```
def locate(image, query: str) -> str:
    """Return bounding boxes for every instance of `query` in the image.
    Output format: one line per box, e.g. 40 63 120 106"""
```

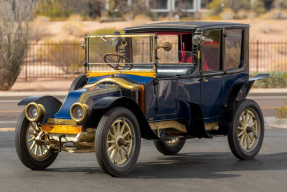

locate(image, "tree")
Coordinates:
0 0 35 90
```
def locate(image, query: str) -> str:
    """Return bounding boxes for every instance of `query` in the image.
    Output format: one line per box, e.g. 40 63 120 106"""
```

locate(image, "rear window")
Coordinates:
225 29 243 69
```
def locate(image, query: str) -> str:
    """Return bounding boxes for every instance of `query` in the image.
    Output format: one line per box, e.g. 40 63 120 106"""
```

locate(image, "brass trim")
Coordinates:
70 103 91 123
87 70 156 78
149 121 187 133
47 118 78 125
25 102 46 122
84 78 141 91
79 86 122 103
86 34 156 38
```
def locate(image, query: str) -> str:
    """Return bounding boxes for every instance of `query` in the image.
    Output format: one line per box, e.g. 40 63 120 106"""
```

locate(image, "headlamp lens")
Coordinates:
28 105 38 119
73 105 83 119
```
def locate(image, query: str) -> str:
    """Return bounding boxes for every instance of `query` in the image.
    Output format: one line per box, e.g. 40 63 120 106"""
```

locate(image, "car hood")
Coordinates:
48 85 121 121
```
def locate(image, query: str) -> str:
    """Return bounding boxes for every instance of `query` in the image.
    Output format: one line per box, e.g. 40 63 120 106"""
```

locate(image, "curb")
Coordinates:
264 117 287 129
0 91 68 97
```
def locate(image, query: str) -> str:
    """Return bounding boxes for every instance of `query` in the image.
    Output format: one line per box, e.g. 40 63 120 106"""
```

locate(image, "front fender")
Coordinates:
91 97 158 140
18 96 62 123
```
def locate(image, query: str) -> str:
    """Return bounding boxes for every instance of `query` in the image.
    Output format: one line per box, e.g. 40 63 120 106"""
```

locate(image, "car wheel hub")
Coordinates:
237 109 259 151
106 118 133 165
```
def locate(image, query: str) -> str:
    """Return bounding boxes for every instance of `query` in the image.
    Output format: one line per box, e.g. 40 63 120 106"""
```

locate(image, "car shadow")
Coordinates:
44 151 287 179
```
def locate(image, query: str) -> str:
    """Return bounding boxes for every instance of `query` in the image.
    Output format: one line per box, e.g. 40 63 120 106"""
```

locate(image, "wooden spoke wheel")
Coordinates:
95 107 140 176
26 122 51 159
15 111 58 170
106 119 133 165
153 138 186 155
228 99 264 160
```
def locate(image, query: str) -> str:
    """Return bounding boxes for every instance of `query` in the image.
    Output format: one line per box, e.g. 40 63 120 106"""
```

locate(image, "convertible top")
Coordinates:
124 21 250 33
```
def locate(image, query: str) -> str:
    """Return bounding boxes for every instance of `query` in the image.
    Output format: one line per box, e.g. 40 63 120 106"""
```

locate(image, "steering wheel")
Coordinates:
103 53 133 70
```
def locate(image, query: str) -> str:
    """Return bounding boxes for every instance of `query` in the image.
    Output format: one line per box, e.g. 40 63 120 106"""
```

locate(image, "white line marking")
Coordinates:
0 100 20 103
247 96 287 99
0 121 17 124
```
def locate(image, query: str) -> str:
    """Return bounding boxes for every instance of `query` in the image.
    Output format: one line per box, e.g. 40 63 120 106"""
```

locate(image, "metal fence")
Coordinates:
17 41 287 80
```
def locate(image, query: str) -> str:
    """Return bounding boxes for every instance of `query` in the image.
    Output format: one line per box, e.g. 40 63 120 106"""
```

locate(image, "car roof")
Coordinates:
124 21 250 33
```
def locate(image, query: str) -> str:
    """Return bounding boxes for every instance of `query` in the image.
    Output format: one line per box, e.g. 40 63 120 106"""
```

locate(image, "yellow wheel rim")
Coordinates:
237 109 260 151
106 118 133 165
26 122 51 160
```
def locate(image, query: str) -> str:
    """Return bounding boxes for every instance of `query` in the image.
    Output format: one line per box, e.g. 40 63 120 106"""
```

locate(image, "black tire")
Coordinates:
153 138 186 155
228 99 264 160
95 107 141 176
15 111 58 170
68 74 87 93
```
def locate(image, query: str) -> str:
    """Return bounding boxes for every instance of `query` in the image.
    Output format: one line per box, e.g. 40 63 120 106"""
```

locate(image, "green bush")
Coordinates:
275 101 287 118
252 71 287 88
36 0 72 19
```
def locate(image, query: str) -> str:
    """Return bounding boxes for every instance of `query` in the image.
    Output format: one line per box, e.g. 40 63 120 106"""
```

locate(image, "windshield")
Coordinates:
85 34 156 72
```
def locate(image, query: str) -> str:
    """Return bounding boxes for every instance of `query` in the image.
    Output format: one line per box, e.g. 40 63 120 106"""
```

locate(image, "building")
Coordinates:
147 0 211 13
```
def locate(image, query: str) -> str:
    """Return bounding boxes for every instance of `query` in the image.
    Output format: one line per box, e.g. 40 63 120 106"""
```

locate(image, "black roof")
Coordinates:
124 21 250 33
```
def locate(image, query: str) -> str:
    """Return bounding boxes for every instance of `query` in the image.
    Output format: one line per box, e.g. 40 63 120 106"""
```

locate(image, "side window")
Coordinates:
202 30 221 71
225 29 243 69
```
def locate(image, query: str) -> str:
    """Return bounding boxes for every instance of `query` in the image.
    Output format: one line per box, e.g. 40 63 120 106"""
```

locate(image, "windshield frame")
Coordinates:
84 33 157 73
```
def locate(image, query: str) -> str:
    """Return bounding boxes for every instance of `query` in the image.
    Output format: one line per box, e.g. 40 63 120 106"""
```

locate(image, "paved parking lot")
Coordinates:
1 129 287 192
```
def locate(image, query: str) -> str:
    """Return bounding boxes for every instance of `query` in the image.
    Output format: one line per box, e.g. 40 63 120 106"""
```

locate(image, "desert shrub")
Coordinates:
253 1 266 15
0 0 35 90
237 9 248 19
204 15 221 20
252 71 287 88
62 21 84 37
275 102 287 118
36 0 72 19
38 41 84 74
89 28 124 35
31 16 51 42
276 0 287 9
220 8 235 20
67 14 83 22
179 17 197 21
256 23 273 34
263 9 287 19
208 0 223 16
132 14 152 25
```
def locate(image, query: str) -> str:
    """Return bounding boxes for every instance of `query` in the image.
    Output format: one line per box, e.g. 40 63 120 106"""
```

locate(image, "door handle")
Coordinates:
203 78 208 82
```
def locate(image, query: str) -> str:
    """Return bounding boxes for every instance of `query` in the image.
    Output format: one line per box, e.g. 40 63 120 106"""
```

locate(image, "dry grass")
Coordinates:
61 14 84 37
256 23 273 34
67 14 83 22
220 9 235 20
276 102 287 118
62 21 84 37
262 9 287 19
132 14 152 25
31 16 51 42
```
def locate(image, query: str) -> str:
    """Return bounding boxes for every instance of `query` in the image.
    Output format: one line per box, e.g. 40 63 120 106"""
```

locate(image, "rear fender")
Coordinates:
220 74 269 135
18 96 62 123
91 97 158 140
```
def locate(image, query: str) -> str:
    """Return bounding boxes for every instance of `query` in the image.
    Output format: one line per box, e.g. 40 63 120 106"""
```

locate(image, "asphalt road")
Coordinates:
0 95 286 128
1 130 287 192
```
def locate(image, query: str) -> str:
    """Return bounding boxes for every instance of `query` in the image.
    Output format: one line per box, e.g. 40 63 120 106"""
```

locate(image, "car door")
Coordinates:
200 29 224 120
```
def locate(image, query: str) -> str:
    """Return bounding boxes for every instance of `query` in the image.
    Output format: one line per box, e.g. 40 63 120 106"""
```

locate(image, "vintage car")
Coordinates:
15 22 268 176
